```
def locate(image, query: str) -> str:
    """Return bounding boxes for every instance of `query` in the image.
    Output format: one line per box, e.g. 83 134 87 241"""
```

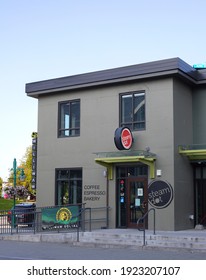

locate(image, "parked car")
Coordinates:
7 203 36 227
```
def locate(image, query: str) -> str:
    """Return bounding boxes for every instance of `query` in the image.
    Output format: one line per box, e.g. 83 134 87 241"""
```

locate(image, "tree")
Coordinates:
19 146 34 194
7 146 35 196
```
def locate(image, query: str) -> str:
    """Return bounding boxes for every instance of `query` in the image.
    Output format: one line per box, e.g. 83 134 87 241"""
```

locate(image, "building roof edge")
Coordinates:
26 57 206 98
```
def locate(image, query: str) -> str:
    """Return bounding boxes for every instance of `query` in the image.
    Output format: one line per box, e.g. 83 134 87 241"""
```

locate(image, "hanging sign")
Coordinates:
114 127 133 150
31 132 38 189
148 179 173 209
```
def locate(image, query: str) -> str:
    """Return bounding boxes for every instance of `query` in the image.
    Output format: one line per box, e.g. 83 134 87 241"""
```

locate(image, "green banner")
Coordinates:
42 206 79 228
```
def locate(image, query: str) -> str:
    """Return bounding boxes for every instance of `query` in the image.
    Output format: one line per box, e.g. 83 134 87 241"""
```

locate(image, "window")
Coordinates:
56 169 82 205
58 100 80 137
120 91 145 130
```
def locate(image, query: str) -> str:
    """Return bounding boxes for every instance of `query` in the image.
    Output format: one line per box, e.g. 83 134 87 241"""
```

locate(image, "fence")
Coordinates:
0 204 110 236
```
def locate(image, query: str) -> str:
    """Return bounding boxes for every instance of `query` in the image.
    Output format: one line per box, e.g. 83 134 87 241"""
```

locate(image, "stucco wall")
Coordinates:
173 78 193 230
36 77 197 230
143 78 175 230
193 87 206 143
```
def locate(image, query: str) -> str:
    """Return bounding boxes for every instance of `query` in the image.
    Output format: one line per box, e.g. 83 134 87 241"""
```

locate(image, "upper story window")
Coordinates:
58 99 80 137
120 91 145 130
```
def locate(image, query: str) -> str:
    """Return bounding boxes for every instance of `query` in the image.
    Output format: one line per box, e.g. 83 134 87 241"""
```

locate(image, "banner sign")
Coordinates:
31 132 38 189
42 206 79 229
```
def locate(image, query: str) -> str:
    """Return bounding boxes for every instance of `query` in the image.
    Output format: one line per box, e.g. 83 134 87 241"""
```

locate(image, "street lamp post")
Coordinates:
11 158 25 228
13 158 17 208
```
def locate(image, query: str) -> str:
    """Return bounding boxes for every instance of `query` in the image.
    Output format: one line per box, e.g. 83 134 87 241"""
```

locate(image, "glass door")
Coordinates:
194 166 206 226
127 178 148 228
116 165 148 228
195 179 206 226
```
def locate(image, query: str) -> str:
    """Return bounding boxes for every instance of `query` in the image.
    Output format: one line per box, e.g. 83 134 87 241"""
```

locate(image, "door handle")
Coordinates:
141 201 147 208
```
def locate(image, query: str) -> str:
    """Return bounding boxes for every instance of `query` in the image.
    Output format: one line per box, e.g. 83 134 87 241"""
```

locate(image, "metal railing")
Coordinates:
84 207 111 230
0 204 110 242
137 208 156 246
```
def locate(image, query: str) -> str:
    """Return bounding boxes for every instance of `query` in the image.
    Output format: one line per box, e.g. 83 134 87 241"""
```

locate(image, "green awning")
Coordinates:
94 151 156 180
179 144 206 160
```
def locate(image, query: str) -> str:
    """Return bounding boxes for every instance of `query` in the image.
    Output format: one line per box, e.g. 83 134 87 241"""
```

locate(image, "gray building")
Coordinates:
26 57 206 231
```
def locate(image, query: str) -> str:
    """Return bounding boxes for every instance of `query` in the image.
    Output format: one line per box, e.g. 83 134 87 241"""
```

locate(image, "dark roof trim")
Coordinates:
26 57 206 98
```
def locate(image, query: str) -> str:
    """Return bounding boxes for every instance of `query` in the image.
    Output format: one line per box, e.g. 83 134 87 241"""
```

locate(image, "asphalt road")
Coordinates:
0 240 206 260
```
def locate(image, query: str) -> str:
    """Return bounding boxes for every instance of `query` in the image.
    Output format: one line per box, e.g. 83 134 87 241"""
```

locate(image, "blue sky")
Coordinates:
1 0 206 180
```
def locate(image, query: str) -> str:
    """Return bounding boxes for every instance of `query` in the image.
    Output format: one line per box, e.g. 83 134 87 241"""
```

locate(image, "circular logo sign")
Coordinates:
114 127 133 150
121 128 133 149
56 207 72 222
148 180 173 209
